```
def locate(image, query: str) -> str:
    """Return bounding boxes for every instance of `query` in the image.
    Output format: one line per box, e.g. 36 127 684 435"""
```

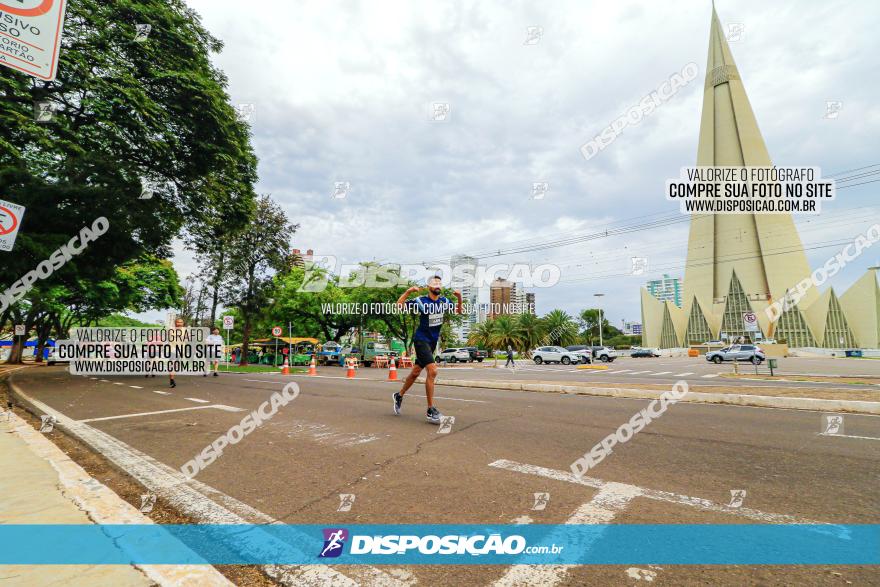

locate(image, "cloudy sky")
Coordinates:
169 0 880 328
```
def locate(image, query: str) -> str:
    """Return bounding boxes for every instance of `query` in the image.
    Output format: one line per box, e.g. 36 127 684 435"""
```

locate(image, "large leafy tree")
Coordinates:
223 196 296 365
1 0 256 360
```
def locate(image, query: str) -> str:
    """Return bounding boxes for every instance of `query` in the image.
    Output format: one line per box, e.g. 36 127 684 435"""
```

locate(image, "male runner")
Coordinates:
392 276 462 423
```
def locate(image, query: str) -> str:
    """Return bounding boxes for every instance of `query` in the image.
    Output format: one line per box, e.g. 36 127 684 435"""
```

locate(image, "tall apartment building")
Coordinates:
489 278 534 316
450 254 478 342
646 274 682 308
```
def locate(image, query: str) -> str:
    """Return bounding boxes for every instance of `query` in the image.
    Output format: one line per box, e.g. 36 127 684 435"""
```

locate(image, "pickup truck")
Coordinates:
461 346 488 362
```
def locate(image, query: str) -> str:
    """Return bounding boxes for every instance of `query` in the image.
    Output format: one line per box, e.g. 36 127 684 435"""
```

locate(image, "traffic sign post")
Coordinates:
742 312 758 340
222 316 234 372
0 0 69 81
0 200 26 251
272 326 282 366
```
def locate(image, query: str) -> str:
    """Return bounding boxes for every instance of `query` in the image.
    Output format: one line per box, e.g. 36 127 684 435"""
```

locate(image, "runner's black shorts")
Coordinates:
413 340 437 368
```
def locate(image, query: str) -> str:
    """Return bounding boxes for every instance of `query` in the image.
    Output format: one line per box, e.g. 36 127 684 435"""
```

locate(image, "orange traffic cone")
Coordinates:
387 358 398 381
308 356 317 376
281 357 289 375
346 358 356 379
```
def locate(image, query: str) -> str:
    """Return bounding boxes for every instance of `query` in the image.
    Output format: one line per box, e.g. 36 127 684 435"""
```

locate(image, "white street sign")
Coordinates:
15 324 26 336
222 316 234 330
0 199 25 251
272 326 282 337
742 312 758 332
0 0 69 81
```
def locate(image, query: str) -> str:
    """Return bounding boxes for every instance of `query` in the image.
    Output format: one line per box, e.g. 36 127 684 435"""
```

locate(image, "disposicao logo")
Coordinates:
319 528 348 558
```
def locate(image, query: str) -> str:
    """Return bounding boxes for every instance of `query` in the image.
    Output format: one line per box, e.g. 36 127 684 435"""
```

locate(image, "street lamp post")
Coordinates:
594 293 605 347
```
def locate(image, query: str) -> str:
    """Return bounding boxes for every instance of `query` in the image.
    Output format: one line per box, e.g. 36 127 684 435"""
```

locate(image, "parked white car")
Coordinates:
532 346 583 365
436 348 472 363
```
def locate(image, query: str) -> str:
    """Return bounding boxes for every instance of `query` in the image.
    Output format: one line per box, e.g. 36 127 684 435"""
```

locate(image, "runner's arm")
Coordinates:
397 285 421 307
453 290 463 314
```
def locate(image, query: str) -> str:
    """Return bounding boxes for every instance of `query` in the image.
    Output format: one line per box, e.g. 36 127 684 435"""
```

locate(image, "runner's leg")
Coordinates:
399 365 422 396
425 363 438 407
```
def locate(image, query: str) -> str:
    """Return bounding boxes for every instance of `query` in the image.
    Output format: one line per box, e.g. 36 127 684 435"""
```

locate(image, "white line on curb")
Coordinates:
11 382 414 587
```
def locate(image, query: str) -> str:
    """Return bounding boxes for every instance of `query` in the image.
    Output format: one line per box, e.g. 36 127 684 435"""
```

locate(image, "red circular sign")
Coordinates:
0 206 19 236
0 0 54 17
272 326 283 336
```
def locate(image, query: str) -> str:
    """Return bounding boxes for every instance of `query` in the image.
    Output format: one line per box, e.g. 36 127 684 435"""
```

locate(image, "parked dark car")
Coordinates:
462 346 488 362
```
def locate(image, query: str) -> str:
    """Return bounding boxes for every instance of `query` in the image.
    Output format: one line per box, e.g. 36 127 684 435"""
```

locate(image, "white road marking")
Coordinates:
281 419 380 447
493 482 643 586
79 405 244 423
489 459 840 526
406 393 488 404
653 372 672 375
10 385 411 587
612 369 632 374
113 382 124 386
674 372 694 376
185 397 210 403
701 374 720 378
129 385 143 389
152 390 171 395
819 432 880 441
99 379 110 383
628 371 653 375
626 566 661 582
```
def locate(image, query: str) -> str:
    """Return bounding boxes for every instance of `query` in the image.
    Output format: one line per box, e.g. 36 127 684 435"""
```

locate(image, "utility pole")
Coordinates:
594 293 605 347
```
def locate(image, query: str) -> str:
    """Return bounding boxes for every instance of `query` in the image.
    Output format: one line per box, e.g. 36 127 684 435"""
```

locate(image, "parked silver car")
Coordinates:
532 346 582 365
705 344 765 364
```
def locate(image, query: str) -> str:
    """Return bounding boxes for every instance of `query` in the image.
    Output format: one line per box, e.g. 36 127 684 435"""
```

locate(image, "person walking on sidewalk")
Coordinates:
505 345 516 368
392 276 462 424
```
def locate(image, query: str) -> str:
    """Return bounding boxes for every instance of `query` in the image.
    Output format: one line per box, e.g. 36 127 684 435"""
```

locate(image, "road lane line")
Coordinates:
612 369 632 374
493 482 643 586
185 397 210 403
406 393 488 404
10 382 414 586
674 372 694 376
819 432 880 441
653 372 672 375
152 390 171 395
129 385 143 389
488 459 839 526
701 374 720 378
628 371 652 375
113 382 124 385
79 405 244 422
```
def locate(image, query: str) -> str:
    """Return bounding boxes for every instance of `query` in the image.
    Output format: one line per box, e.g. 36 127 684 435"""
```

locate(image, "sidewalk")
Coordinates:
0 408 231 586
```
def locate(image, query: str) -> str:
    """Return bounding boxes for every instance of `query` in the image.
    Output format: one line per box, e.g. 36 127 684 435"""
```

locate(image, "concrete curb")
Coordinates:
433 378 880 414
0 401 232 586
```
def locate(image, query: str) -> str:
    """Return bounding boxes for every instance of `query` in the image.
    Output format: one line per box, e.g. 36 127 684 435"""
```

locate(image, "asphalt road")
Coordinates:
9 367 880 586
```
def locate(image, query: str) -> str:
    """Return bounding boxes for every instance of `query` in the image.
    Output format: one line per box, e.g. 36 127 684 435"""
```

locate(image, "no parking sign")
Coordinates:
223 316 234 330
0 199 25 251
0 0 69 80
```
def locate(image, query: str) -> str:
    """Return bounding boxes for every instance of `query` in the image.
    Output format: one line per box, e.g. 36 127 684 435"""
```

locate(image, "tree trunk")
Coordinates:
209 250 225 327
239 316 251 366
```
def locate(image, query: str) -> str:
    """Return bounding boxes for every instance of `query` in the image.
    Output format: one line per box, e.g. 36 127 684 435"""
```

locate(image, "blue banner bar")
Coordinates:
0 524 876 565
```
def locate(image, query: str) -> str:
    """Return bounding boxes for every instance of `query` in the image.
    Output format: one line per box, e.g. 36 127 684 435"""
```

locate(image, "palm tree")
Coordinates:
489 315 521 359
515 312 545 357
543 309 578 347
467 319 498 365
